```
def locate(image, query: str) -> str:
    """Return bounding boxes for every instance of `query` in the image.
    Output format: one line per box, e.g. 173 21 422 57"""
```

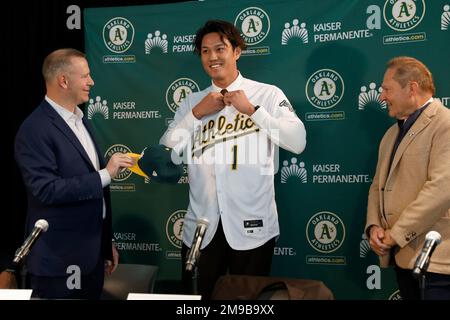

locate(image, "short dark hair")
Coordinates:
194 20 247 55
42 48 86 82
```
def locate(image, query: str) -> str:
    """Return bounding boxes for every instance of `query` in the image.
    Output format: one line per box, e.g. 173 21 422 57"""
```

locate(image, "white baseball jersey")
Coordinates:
160 73 306 250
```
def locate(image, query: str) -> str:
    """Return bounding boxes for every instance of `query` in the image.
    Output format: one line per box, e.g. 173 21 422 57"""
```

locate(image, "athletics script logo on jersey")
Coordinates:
166 210 186 249
383 0 425 32
306 69 344 109
104 144 133 181
234 7 270 46
306 211 346 253
191 113 260 157
166 78 200 113
103 17 135 53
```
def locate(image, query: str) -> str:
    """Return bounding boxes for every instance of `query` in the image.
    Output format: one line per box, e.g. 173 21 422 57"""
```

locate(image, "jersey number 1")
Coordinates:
232 145 237 170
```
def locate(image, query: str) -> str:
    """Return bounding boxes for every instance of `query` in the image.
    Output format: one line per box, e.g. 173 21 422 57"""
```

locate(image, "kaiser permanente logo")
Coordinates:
102 17 136 63
87 96 109 119
380 0 427 45
309 21 373 44
166 78 200 113
113 231 161 253
165 210 186 259
306 211 346 265
305 69 345 121
145 30 168 54
235 7 270 56
281 158 307 183
443 5 450 30
280 159 371 184
143 29 198 54
87 96 161 120
104 144 135 191
281 19 308 45
360 233 371 258
358 82 386 110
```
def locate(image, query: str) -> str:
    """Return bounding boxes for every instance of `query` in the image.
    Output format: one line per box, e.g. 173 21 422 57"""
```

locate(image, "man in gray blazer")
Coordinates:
365 56 450 300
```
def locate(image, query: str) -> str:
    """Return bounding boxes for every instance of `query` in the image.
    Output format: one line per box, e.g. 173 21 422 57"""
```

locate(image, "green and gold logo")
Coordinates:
165 78 200 113
306 211 345 253
104 144 132 181
234 7 270 45
103 17 135 53
388 289 402 300
383 0 425 31
306 69 344 109
166 210 186 248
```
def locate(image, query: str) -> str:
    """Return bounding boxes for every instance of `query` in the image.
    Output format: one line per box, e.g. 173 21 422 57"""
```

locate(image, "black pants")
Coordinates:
30 257 104 300
181 220 276 300
394 264 450 300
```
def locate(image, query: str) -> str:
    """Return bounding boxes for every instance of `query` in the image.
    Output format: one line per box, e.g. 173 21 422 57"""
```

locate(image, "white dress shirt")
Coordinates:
160 73 306 250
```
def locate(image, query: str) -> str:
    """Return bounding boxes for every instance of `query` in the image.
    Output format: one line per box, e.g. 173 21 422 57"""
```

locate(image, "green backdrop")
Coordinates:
84 0 450 299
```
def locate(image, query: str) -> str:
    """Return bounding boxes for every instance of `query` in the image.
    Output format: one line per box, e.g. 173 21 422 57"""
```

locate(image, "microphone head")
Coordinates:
425 231 441 244
35 219 49 232
197 217 209 227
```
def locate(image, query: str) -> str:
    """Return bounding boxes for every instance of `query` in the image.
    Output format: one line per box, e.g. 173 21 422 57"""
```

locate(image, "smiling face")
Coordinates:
64 57 95 105
380 68 415 120
200 32 241 88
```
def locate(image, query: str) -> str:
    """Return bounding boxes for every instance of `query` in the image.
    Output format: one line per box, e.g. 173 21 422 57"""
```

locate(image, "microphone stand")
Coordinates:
416 257 430 300
186 247 200 295
191 263 199 295
419 273 425 300
418 256 431 300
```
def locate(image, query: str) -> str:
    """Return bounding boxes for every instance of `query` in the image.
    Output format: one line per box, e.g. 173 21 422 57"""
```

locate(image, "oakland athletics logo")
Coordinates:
383 0 425 31
104 144 132 181
234 7 270 45
388 289 402 300
166 210 186 248
306 211 345 253
165 78 200 113
306 69 344 109
103 17 135 53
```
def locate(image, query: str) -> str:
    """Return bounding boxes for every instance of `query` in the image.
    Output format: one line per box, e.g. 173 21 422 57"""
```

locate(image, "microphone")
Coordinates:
13 219 49 264
185 218 209 272
412 231 441 278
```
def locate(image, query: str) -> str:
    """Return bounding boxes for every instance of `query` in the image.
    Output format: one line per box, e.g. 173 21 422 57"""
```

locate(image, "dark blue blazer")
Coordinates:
14 100 112 277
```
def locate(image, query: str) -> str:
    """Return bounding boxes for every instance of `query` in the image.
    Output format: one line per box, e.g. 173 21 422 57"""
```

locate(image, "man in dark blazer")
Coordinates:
14 48 133 299
365 57 450 300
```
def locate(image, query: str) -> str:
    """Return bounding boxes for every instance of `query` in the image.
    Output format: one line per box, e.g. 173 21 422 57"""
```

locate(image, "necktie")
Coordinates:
220 89 228 96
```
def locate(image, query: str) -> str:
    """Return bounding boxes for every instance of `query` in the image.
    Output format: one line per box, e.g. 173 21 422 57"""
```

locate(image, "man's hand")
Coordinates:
369 225 392 256
383 229 398 247
105 243 119 275
192 92 225 119
0 271 17 289
106 153 133 178
222 90 255 116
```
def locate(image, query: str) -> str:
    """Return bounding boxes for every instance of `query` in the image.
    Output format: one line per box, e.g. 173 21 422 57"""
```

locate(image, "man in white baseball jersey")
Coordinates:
160 20 306 299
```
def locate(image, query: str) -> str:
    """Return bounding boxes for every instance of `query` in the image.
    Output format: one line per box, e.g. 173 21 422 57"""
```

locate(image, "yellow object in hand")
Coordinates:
126 152 149 178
